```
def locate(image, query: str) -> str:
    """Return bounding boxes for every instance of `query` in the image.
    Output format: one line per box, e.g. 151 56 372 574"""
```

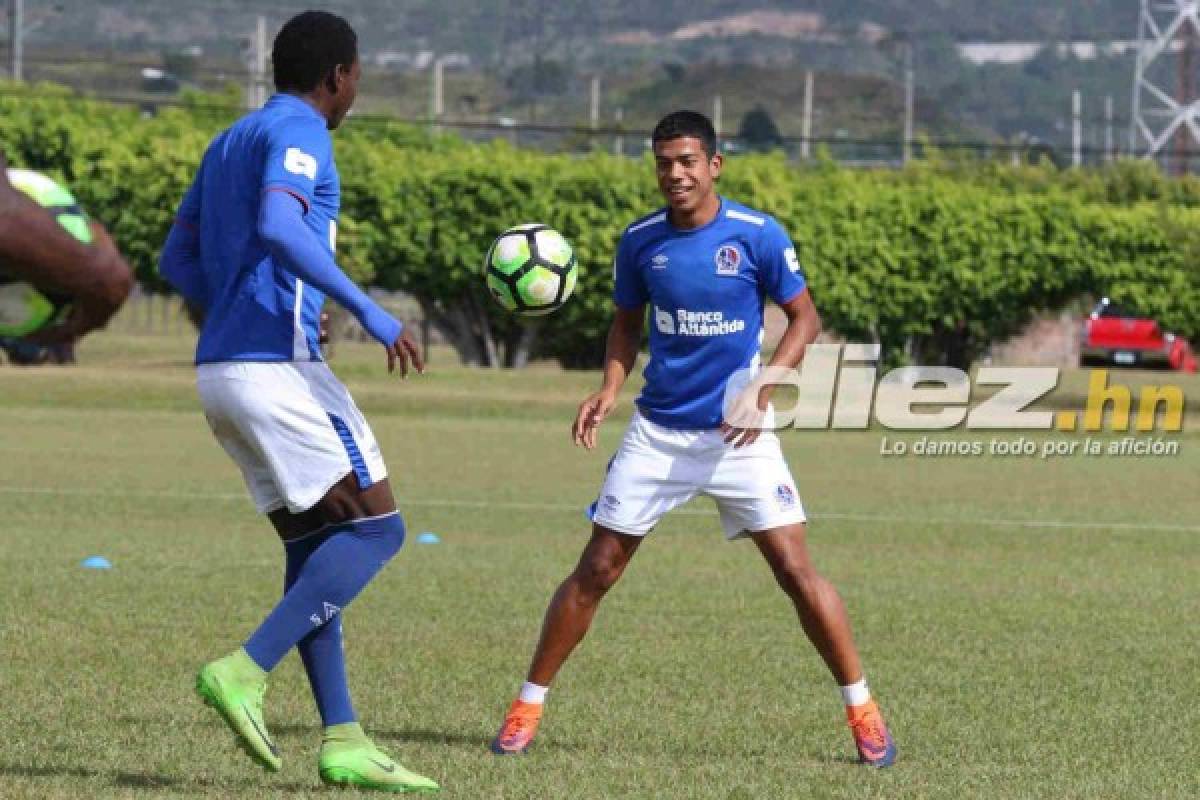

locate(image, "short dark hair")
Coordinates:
272 11 358 93
652 111 718 158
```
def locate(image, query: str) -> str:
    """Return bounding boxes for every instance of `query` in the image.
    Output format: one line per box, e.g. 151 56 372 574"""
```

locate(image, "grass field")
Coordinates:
0 331 1197 799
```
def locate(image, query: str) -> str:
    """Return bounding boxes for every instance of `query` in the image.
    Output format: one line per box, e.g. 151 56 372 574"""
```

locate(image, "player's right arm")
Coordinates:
257 122 422 375
573 234 646 449
159 173 207 319
0 150 133 340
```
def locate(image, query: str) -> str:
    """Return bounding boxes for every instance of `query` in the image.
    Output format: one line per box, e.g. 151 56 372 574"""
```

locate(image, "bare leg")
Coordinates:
268 473 398 540
526 524 642 686
751 522 863 685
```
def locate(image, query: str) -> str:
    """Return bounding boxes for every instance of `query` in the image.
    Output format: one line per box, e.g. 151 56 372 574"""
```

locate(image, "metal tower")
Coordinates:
1131 1 1200 172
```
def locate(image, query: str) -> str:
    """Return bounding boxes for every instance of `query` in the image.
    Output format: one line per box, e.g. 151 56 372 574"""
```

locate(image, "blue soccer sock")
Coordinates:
244 513 406 676
282 531 355 726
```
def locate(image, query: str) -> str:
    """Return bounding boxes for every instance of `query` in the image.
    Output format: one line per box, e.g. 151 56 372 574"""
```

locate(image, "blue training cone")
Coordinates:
81 556 112 569
415 532 440 545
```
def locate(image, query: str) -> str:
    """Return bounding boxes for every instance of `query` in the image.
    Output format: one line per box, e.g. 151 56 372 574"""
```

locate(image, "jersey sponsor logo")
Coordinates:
654 305 677 334
715 244 741 276
784 247 801 273
656 305 747 337
775 484 796 510
283 147 318 181
651 253 669 270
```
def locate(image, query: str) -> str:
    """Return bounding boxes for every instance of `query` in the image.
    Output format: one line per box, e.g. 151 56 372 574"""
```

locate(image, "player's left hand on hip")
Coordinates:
720 422 762 448
721 385 768 448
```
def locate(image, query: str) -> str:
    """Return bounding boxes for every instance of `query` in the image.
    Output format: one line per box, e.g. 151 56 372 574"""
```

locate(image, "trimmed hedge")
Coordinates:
3 83 1197 366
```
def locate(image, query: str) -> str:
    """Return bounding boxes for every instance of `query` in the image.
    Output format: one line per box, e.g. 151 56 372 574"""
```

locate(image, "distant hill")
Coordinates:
15 2 1145 157
29 1 1142 62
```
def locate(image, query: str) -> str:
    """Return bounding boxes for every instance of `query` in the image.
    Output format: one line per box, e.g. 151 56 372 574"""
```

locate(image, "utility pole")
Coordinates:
254 15 267 108
1179 12 1198 173
245 15 267 109
1072 90 1083 167
903 41 915 164
614 107 624 157
430 55 445 132
1131 0 1200 172
1105 95 1115 161
801 70 814 160
589 74 600 148
713 95 723 140
9 0 23 81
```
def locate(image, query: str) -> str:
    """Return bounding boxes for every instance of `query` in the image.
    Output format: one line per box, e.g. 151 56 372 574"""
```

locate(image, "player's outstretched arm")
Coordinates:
257 190 423 375
0 151 133 341
573 304 644 449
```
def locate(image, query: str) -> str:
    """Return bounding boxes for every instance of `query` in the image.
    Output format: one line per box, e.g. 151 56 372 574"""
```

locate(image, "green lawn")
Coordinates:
0 332 1196 799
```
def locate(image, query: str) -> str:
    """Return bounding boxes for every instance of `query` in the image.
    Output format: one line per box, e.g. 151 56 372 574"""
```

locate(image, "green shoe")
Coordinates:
319 722 440 793
195 648 281 772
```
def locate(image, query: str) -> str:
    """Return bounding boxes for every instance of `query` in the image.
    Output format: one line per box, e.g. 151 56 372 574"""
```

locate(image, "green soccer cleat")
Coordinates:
319 722 440 793
195 648 281 772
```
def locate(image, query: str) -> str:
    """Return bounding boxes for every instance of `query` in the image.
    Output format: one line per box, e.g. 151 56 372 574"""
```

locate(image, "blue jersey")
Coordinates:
613 198 807 430
177 93 339 364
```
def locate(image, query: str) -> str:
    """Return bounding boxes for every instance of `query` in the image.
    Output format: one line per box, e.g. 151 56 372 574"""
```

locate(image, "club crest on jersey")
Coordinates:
651 253 669 270
714 244 741 276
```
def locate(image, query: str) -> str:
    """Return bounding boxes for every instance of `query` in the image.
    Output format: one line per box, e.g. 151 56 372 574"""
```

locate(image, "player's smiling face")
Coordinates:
654 136 722 227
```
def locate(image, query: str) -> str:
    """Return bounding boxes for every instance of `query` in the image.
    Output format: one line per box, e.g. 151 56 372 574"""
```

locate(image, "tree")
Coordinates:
737 106 783 152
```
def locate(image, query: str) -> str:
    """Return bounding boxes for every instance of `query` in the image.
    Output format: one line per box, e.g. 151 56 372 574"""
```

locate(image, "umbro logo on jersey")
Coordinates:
651 254 669 270
714 244 741 276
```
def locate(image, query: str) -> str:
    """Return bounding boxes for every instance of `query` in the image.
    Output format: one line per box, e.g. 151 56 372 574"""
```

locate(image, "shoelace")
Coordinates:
849 710 887 751
501 711 538 742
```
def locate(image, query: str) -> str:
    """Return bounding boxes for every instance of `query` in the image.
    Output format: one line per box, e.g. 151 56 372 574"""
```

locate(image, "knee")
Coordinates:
316 477 368 524
575 555 626 597
774 560 821 599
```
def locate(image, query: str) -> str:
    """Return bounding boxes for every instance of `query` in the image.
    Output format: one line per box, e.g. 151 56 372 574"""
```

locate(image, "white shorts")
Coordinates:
197 361 387 515
590 411 806 540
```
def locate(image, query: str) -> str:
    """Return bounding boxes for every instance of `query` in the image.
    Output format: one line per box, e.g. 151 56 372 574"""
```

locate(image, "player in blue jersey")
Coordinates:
490 111 896 767
157 11 437 793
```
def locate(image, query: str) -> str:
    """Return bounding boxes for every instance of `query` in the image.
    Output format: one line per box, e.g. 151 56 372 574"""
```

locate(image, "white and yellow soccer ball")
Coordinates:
0 169 91 337
484 224 578 316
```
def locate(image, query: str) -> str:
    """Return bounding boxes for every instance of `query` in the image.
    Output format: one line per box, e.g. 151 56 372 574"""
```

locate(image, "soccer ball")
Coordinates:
0 169 91 338
484 224 577 316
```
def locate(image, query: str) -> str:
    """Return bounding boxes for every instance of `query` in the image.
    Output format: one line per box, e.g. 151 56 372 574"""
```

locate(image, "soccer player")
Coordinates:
158 12 437 793
490 111 897 767
0 149 133 349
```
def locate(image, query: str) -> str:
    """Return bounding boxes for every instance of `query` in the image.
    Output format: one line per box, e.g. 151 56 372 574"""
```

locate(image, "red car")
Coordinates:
1081 298 1197 372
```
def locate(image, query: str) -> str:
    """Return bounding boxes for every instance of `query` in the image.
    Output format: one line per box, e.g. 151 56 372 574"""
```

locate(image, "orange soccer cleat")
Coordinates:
847 699 897 768
489 699 544 755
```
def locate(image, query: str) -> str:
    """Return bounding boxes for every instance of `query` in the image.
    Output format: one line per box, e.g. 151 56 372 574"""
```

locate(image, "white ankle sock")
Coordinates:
519 681 548 704
840 678 870 707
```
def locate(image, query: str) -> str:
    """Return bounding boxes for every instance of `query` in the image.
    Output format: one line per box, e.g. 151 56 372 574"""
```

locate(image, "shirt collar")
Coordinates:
265 93 326 124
